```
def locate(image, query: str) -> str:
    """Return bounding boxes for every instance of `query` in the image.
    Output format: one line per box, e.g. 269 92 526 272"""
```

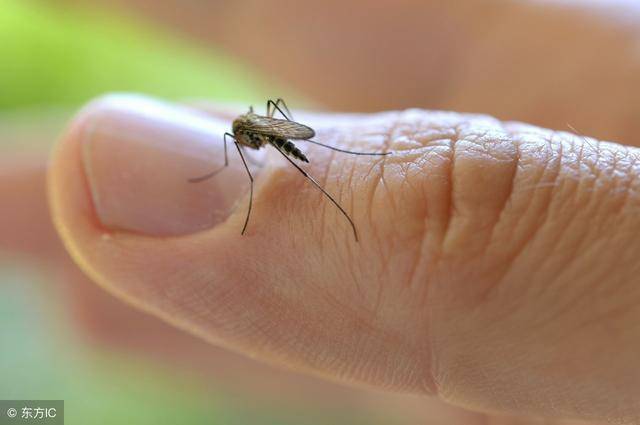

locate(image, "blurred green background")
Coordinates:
0 0 263 109
0 1 396 423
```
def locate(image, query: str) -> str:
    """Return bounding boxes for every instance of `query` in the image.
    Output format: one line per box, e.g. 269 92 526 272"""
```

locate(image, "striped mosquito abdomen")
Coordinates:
271 137 309 163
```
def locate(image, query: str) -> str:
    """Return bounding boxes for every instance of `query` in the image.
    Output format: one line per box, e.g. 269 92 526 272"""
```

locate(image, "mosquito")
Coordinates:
188 98 391 241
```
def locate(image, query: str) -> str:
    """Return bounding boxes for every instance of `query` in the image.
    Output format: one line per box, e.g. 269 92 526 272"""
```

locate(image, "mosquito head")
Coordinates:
231 117 244 134
231 115 253 147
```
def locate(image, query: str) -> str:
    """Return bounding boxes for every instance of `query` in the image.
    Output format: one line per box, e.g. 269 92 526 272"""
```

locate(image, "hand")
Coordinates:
1 146 429 421
48 94 640 423
7 0 640 423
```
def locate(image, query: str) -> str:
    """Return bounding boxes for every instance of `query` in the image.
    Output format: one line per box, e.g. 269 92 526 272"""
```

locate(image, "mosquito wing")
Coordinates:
244 115 315 140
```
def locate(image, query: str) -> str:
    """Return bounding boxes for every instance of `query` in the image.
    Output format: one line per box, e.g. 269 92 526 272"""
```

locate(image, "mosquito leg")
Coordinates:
266 100 274 118
271 143 358 242
188 132 233 183
302 139 392 156
275 98 293 120
267 99 294 121
234 141 254 235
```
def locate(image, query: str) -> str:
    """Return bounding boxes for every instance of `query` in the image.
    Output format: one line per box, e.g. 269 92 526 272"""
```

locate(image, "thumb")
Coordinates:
49 95 640 423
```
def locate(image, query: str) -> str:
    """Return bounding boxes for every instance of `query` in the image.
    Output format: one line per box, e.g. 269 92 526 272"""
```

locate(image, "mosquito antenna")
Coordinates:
234 142 254 235
189 132 233 182
302 139 391 156
272 143 359 242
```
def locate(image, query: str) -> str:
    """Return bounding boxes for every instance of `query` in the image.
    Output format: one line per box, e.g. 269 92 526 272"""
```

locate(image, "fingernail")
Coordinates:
80 94 259 236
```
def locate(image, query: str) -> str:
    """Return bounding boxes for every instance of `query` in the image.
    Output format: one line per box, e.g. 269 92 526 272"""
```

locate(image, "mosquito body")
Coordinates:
189 98 390 242
232 109 312 163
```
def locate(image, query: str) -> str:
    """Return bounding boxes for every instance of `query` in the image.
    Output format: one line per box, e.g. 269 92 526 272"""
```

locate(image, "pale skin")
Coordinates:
4 0 640 423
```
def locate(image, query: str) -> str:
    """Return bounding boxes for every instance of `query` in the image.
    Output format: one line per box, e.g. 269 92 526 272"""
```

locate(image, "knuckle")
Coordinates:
358 113 602 301
370 111 526 263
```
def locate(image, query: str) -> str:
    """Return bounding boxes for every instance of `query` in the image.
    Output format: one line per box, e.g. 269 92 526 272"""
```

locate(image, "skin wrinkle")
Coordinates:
405 173 429 292
581 245 640 331
363 133 394 252
441 126 458 257
534 273 610 349
388 115 429 292
341 152 364 299
466 127 522 302
627 150 640 204
400 127 459 396
219 246 406 390
343 112 469 395
523 133 573 303
426 120 640 417
594 277 640 339
298 234 394 348
228 290 286 351
481 365 518 412
304 130 377 324
371 247 388 319
418 147 454 307
572 288 640 339
581 144 631 246
366 161 393 295
490 133 552 267
502 134 608 328
370 114 402 230
278 296 348 363
293 138 335 246
532 137 604 307
186 263 263 335
611 146 637 216
578 131 601 177
531 255 611 337
597 234 640 308
605 144 626 199
443 125 516 268
313 274 382 337
360 117 412 317
406 166 439 294
308 140 344 246
329 132 350 237
347 131 390 306
373 230 393 297
573 135 606 225
324 143 343 251
288 319 372 386
482 133 636 418
506 127 566 194
159 258 213 313
395 136 434 294
611 144 635 216
393 127 457 397
97 240 245 352
492 129 521 229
